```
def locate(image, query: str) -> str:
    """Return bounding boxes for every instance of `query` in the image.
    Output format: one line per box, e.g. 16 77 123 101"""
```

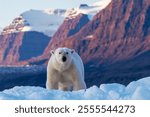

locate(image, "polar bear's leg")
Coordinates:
46 80 58 90
46 71 59 90
58 83 69 91
73 80 86 90
72 74 86 90
71 68 86 91
58 82 73 91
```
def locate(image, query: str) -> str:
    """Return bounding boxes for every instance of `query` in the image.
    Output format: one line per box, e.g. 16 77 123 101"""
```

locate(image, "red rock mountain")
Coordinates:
40 0 150 66
0 32 50 65
43 14 89 57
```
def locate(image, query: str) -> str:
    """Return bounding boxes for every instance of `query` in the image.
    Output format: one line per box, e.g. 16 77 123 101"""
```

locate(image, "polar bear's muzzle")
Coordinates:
62 56 67 62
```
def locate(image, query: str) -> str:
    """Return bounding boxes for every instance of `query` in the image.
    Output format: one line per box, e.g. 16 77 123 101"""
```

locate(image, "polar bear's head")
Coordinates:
51 47 74 67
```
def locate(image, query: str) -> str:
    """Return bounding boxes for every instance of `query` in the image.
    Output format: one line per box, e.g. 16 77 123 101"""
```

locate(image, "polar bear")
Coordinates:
46 47 86 91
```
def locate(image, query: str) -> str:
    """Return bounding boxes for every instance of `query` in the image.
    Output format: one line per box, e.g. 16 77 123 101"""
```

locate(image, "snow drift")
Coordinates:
0 77 150 100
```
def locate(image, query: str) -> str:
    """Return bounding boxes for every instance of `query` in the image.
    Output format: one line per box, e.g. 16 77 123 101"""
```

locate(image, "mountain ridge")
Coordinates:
0 0 111 37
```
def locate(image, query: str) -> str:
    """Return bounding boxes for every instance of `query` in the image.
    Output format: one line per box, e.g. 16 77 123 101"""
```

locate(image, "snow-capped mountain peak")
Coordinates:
21 9 67 37
1 0 111 36
1 9 67 37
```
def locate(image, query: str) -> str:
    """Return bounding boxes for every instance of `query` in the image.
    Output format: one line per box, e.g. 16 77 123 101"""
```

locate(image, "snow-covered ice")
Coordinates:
0 77 150 100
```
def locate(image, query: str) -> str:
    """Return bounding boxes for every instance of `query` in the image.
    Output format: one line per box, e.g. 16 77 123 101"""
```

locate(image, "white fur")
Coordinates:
46 47 86 91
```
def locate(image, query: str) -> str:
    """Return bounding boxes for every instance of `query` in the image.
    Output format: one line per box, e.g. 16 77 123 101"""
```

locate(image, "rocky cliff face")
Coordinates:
0 32 24 65
1 16 26 35
44 0 150 65
0 32 50 65
0 12 51 65
43 13 90 55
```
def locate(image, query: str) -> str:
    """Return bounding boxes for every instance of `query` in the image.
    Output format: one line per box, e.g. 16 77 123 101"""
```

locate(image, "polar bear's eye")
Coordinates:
66 52 69 54
59 52 62 54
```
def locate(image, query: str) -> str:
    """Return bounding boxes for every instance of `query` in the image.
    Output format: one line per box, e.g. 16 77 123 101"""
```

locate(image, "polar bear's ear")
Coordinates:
71 49 75 54
50 50 54 54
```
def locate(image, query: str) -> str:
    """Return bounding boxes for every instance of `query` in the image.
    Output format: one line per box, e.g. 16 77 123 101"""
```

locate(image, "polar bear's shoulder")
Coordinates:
72 52 84 78
72 52 83 65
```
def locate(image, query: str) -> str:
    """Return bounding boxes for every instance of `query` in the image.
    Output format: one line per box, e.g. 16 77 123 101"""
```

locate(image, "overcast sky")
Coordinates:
0 0 99 28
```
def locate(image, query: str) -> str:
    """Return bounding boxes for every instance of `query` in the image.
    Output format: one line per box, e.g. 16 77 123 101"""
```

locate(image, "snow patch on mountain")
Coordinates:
65 0 111 20
21 9 67 37
73 0 111 19
0 76 150 100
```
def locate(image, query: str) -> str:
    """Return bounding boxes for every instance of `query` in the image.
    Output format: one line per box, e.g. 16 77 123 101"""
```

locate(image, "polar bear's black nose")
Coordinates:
62 56 67 62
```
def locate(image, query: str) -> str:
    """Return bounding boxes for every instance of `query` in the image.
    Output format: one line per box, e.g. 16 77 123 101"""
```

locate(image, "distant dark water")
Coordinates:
0 59 150 91
0 66 46 91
